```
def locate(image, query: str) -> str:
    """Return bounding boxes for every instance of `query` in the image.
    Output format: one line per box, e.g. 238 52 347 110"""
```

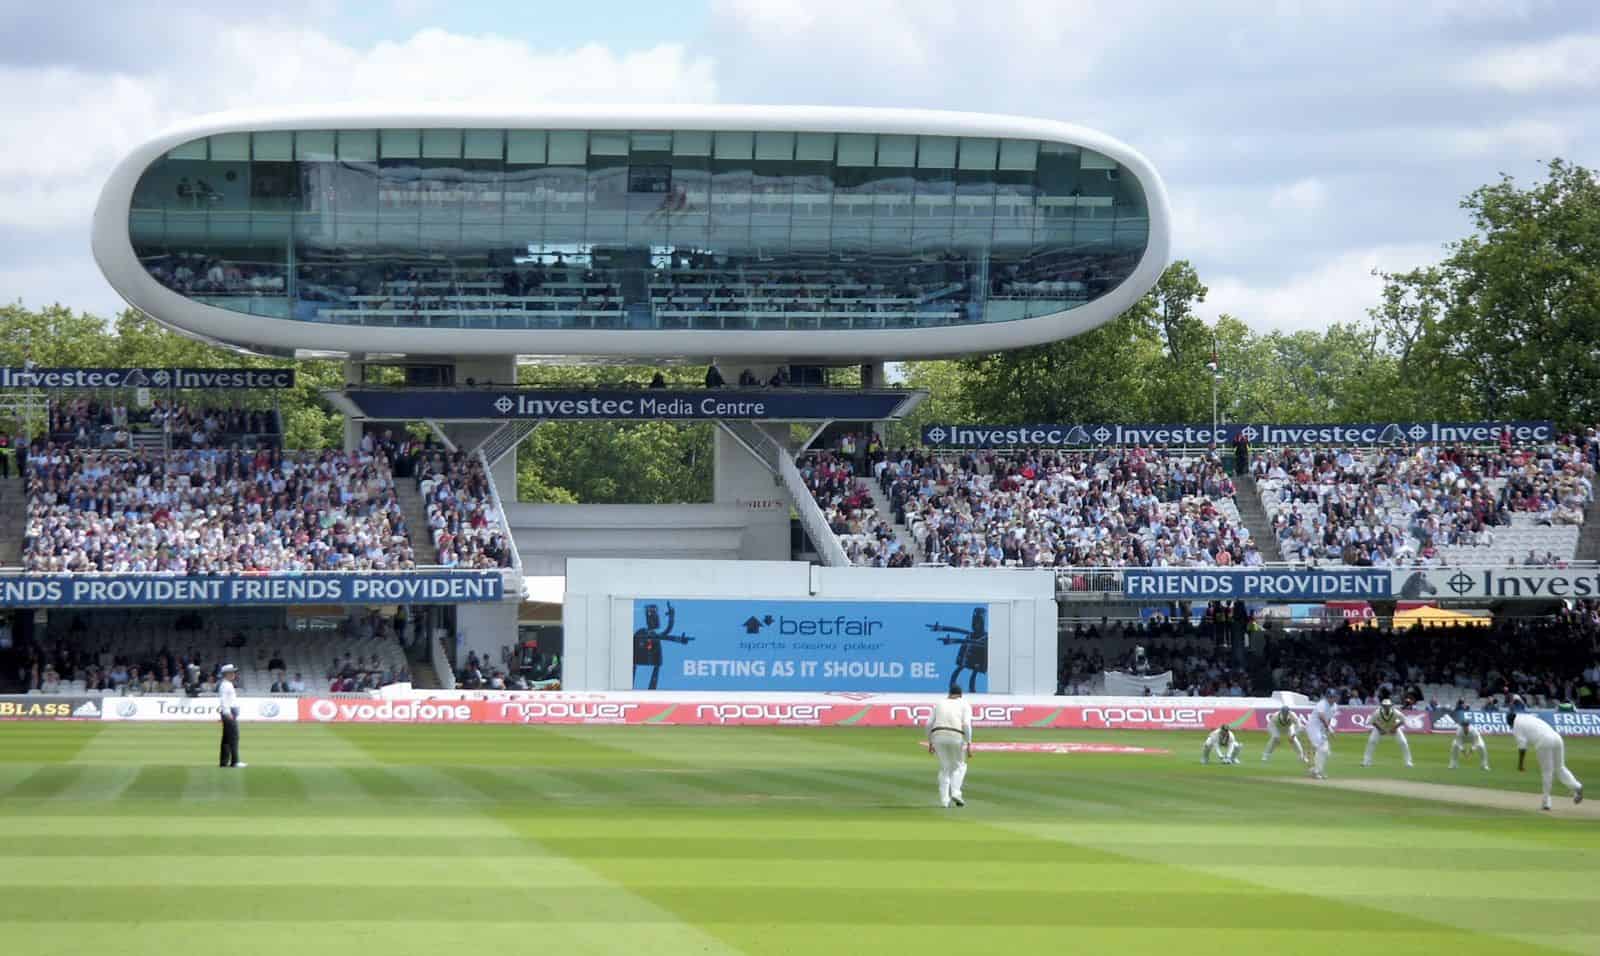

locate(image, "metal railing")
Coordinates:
475 447 525 585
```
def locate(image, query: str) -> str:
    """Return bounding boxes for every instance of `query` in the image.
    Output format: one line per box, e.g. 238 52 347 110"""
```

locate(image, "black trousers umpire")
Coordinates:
219 710 241 767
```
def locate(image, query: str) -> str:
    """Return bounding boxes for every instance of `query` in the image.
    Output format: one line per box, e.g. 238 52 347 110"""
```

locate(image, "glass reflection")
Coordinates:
129 128 1149 333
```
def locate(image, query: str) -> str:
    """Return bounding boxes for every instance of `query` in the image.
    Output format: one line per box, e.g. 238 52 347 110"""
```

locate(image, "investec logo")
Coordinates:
693 703 831 724
1451 570 1600 598
886 704 1025 725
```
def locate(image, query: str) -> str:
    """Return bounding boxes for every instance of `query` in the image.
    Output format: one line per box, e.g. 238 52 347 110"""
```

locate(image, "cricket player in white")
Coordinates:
1361 699 1413 768
1448 709 1490 771
1508 702 1583 810
926 685 973 808
1201 724 1242 764
1262 705 1308 764
1306 689 1338 779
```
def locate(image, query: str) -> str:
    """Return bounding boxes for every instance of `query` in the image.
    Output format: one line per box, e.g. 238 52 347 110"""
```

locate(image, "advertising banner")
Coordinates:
298 698 480 723
0 695 104 720
0 571 503 608
1123 569 1392 602
628 599 991 692
99 696 298 722
0 367 294 390
1241 706 1433 738
920 420 1554 449
344 388 915 422
1120 567 1600 603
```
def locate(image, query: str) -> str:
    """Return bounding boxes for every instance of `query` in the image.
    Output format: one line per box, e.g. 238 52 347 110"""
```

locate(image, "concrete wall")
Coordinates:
454 599 520 670
506 503 769 575
562 559 1058 694
713 421 794 562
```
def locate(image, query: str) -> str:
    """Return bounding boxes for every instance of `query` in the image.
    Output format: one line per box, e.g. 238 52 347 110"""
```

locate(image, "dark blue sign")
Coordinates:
0 367 295 390
921 420 1555 448
1123 569 1393 601
0 572 502 608
345 388 915 421
631 598 990 692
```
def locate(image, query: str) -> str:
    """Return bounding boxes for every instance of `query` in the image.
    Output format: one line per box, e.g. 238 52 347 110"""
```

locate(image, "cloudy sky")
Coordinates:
1 0 1595 330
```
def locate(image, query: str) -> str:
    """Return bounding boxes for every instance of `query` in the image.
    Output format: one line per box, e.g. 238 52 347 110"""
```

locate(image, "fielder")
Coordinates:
926 685 973 808
1447 702 1489 771
1508 701 1584 811
1262 705 1308 764
1361 698 1413 768
1202 724 1242 765
1306 689 1339 779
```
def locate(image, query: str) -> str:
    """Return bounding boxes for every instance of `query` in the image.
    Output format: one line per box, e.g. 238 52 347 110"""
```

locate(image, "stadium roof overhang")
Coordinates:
93 104 1171 362
323 386 927 422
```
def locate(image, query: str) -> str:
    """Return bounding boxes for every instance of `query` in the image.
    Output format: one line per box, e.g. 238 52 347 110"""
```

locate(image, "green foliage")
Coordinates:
514 363 713 503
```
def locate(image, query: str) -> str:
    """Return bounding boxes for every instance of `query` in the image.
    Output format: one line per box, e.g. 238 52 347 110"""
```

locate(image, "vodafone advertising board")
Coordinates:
100 696 298 722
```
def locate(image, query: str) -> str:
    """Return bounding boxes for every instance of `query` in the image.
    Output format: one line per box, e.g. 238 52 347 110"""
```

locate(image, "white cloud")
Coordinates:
0 25 718 316
1460 33 1600 92
1203 243 1441 332
1269 178 1329 214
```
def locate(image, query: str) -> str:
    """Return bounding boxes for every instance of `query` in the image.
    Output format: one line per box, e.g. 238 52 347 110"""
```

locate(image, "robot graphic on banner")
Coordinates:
632 602 694 690
927 607 988 693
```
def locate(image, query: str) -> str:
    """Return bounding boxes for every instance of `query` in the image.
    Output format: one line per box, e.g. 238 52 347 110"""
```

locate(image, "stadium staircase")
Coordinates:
0 476 23 566
1231 473 1283 563
864 478 916 560
396 483 440 565
1576 494 1600 562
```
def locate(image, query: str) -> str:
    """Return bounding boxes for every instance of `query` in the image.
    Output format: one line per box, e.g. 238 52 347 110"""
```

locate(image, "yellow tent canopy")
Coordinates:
1351 605 1492 628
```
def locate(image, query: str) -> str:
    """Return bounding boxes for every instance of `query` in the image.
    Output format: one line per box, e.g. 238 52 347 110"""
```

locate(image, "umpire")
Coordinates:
218 664 245 768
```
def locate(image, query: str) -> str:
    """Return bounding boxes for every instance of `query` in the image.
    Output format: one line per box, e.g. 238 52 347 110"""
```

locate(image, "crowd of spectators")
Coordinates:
1255 434 1596 565
1266 607 1600 709
795 450 911 567
43 398 277 451
22 446 415 573
872 447 1254 568
415 450 514 569
18 636 244 696
323 651 410 693
143 254 286 298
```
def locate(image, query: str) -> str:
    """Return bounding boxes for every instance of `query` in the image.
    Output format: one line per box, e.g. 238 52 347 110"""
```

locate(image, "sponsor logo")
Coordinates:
260 702 281 719
1080 706 1216 728
117 700 137 718
1448 571 1474 596
691 703 831 725
922 420 1554 449
495 701 638 724
0 700 74 719
71 700 100 718
303 699 475 723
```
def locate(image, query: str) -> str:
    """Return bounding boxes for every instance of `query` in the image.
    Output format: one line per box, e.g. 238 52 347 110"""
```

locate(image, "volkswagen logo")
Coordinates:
1448 571 1475 595
260 702 280 719
116 700 137 718
492 396 515 415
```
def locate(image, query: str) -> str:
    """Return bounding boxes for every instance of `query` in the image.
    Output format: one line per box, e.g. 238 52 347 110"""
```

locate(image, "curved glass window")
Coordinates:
128 128 1150 332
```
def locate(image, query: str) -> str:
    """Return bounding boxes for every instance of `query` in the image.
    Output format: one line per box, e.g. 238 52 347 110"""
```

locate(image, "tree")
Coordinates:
1424 159 1600 423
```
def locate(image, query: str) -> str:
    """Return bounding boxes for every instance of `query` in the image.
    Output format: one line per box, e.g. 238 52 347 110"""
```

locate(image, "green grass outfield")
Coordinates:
1 723 1596 956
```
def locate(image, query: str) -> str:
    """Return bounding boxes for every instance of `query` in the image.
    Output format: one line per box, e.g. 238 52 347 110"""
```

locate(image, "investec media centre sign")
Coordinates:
921 420 1554 448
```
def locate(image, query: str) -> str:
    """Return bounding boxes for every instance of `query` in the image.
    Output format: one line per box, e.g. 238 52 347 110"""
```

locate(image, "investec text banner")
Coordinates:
0 571 504 608
0 367 294 389
628 598 992 692
921 420 1553 448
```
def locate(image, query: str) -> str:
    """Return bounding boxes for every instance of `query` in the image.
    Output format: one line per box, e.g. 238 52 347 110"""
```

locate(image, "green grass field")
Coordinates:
1 723 1596 956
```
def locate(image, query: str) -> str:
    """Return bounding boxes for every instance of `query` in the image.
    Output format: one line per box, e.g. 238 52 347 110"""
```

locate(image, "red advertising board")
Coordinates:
300 696 1256 730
